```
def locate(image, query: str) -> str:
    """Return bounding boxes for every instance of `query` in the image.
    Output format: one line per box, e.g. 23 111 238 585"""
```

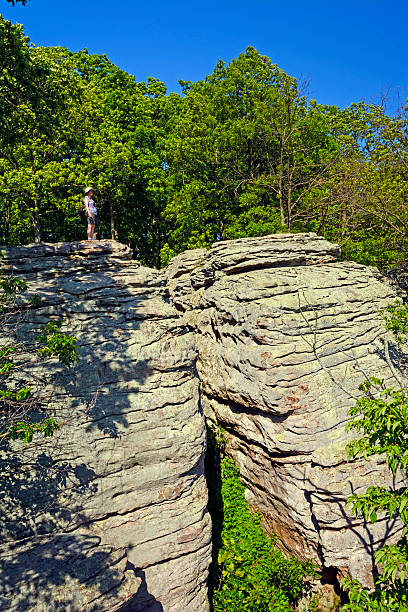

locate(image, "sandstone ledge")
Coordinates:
0 233 406 608
0 240 211 611
167 233 406 586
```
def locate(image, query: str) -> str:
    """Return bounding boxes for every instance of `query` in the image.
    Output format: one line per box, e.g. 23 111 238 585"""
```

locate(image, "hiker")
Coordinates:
84 187 97 240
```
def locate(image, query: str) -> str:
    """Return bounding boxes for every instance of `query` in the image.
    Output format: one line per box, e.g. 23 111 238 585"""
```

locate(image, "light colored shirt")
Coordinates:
84 196 97 215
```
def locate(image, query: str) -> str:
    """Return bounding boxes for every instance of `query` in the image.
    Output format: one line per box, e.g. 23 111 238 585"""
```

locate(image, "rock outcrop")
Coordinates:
0 241 211 611
1 233 407 610
166 233 406 587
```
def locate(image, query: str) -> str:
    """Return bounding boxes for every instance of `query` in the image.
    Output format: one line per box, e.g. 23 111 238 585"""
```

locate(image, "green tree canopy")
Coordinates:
160 47 340 262
1 18 408 271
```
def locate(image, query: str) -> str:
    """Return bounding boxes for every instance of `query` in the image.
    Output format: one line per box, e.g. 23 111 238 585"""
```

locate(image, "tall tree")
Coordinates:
161 47 338 263
0 27 174 265
310 102 408 268
0 23 85 244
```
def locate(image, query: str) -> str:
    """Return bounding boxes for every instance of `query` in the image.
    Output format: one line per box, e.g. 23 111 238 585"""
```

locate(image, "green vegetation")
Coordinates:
4 6 408 607
0 267 80 443
339 303 408 611
206 300 408 611
206 426 316 611
379 300 408 345
2 13 408 270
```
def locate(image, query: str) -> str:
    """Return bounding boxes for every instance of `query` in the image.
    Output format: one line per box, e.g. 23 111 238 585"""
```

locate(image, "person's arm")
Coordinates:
84 196 91 216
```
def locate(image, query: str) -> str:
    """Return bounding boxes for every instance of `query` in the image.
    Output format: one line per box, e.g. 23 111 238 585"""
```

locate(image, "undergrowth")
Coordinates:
206 425 317 611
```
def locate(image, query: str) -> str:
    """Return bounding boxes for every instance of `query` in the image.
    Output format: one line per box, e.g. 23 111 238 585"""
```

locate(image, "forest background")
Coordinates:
1 10 408 269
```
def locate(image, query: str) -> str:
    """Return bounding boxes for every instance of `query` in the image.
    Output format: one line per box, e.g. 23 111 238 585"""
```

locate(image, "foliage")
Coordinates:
7 417 59 443
340 304 408 610
210 450 316 611
341 574 408 612
0 17 172 265
0 276 27 312
0 268 80 442
36 321 80 367
346 378 408 474
2 17 408 270
380 300 408 345
161 47 337 258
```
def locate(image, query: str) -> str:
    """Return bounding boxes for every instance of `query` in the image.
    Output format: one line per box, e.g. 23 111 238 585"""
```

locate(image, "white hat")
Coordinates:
84 186 93 194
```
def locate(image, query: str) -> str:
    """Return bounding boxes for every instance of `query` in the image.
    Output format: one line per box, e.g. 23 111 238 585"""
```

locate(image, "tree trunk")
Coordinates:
32 202 41 243
108 199 118 240
248 139 253 177
287 185 292 231
278 142 285 227
1 205 10 244
286 142 292 231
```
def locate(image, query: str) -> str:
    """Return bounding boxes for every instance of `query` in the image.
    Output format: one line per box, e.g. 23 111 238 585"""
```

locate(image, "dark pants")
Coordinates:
86 214 97 226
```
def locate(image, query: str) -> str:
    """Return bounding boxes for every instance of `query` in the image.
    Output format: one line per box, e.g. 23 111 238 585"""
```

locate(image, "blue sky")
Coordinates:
2 0 408 109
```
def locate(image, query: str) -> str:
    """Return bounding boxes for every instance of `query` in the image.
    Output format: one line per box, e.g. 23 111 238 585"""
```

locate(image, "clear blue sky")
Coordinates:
2 0 408 109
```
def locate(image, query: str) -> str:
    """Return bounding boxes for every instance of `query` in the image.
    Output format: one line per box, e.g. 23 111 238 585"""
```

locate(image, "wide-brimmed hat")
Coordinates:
84 186 94 194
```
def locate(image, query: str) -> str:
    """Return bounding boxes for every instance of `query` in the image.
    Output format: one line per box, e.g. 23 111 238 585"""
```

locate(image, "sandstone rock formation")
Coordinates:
0 241 211 611
1 233 406 611
166 233 406 587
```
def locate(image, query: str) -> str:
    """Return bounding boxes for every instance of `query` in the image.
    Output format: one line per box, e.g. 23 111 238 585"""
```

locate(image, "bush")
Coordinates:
0 269 80 443
211 454 316 611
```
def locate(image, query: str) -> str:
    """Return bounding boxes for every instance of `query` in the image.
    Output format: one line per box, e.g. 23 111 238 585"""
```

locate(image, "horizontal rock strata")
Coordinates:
0 241 211 611
2 232 407 606
166 233 407 586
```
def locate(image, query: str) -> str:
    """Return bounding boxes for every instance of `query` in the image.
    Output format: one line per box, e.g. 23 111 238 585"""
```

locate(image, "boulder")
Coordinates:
1 232 407 608
0 240 211 611
166 233 406 586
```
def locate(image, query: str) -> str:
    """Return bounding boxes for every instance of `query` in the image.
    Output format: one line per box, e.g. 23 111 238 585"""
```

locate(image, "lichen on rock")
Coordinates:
1 233 407 610
167 232 407 588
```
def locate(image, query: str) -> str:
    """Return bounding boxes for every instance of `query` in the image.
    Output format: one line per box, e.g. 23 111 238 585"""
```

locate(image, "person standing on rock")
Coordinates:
84 187 97 240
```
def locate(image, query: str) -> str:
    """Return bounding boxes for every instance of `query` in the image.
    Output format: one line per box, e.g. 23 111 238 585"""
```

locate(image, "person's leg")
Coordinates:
90 223 95 239
87 220 93 239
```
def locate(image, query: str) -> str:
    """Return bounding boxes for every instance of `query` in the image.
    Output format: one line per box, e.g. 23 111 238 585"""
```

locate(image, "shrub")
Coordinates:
0 269 80 443
212 454 316 611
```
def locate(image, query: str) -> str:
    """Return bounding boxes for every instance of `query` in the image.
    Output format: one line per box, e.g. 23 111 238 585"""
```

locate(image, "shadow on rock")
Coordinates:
119 564 164 612
0 242 162 609
0 534 134 611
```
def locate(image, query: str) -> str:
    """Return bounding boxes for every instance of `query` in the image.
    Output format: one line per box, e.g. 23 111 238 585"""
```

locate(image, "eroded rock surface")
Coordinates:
2 233 407 608
167 233 407 586
0 241 211 611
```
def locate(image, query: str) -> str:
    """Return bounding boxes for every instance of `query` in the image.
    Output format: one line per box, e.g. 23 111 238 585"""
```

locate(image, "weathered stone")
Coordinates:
167 233 407 587
0 240 211 611
2 232 407 608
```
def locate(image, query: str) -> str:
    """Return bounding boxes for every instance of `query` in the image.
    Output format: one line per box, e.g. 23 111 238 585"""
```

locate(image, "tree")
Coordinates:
63 53 173 266
2 20 408 272
0 25 173 266
160 47 340 263
309 102 408 269
0 21 85 244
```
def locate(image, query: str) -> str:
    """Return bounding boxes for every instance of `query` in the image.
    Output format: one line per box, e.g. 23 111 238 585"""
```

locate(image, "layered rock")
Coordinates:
0 241 211 611
166 233 406 586
1 233 407 609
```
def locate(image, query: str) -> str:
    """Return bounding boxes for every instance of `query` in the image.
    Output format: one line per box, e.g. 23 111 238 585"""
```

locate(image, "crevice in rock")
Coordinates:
203 391 295 422
304 491 347 607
